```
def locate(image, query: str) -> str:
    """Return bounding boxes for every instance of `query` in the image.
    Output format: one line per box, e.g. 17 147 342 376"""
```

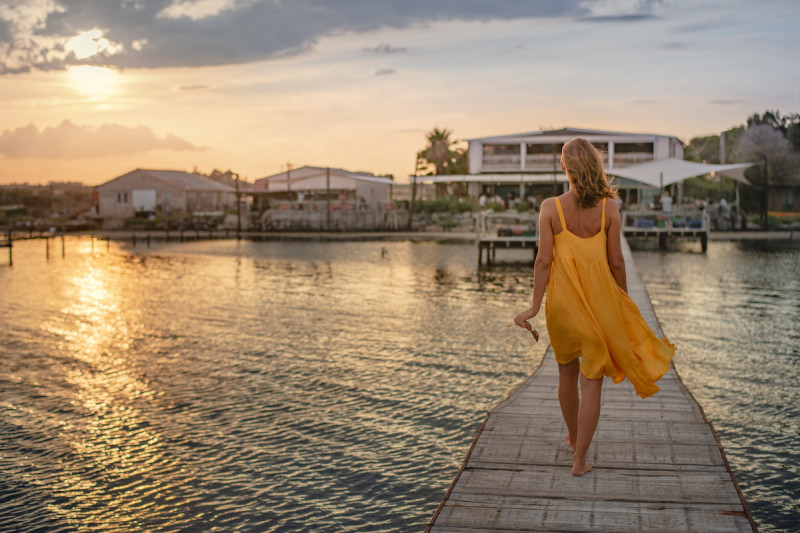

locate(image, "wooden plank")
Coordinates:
433 497 752 533
425 236 756 533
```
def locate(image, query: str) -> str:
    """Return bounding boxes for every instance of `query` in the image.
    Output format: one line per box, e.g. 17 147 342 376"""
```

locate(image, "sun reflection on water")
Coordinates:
37 260 169 529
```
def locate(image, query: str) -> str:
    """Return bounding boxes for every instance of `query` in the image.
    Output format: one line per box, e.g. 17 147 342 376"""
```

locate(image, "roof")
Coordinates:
100 169 236 192
606 158 758 187
469 127 681 143
254 165 394 191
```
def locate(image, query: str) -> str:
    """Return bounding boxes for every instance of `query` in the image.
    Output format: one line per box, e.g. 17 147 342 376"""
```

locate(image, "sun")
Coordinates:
67 66 121 100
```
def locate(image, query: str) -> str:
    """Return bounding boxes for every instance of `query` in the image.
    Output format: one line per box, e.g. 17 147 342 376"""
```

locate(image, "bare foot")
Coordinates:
565 435 576 453
572 462 593 476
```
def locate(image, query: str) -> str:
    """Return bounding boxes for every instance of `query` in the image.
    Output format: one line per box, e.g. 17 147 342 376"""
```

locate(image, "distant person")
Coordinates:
479 193 487 209
660 191 672 213
514 137 675 476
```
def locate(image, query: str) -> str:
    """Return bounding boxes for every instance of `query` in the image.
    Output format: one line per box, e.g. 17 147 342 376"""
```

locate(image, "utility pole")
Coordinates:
235 172 242 238
408 154 421 230
763 155 769 231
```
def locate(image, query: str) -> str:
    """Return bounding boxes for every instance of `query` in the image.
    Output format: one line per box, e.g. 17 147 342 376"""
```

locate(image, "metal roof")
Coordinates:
100 169 236 192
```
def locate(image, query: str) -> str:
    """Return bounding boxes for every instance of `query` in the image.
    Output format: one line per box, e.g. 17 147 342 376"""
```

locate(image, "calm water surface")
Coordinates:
0 237 797 532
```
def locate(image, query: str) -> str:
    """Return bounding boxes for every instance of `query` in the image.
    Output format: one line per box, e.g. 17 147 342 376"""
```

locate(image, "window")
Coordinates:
615 142 653 154
483 144 520 156
116 191 129 204
525 143 563 155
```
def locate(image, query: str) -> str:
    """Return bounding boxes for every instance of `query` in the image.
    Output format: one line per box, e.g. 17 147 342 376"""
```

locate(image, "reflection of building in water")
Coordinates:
94 169 238 221
419 127 684 206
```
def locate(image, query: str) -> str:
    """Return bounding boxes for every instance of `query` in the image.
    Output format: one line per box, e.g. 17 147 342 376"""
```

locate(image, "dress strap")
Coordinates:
554 197 567 231
601 198 606 232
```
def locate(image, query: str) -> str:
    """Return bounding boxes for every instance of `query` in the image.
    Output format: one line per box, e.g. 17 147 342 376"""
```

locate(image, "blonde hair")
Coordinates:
561 137 618 208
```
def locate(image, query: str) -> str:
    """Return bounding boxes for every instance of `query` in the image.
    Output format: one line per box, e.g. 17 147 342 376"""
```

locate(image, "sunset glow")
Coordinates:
67 66 121 99
0 0 796 185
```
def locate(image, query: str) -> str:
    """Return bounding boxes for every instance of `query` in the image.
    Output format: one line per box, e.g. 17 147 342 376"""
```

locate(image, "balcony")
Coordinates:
613 153 654 167
483 152 641 172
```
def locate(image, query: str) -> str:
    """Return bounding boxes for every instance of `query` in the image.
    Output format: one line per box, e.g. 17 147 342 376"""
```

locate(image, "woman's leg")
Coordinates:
557 359 580 452
573 371 603 476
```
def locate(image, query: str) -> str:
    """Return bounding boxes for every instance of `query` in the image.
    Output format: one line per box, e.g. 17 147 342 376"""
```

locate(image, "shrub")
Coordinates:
515 203 529 213
414 197 476 214
486 202 506 213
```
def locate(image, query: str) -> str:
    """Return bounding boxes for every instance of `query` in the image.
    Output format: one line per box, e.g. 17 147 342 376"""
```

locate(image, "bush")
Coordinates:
515 203 529 213
439 218 456 230
486 202 506 213
414 197 475 214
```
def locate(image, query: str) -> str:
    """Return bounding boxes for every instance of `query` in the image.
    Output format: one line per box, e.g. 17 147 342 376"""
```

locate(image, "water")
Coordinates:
0 237 797 532
632 240 800 533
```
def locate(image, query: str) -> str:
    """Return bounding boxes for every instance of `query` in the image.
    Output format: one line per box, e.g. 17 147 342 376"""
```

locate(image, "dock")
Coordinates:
476 211 539 267
426 237 756 532
622 208 710 252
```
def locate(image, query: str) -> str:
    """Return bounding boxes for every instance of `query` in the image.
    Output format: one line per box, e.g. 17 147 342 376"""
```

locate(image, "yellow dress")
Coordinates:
545 197 675 398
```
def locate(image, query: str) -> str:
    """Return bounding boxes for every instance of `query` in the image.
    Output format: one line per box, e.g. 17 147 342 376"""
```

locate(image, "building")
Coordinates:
95 169 237 220
252 166 395 208
420 127 685 207
468 127 683 174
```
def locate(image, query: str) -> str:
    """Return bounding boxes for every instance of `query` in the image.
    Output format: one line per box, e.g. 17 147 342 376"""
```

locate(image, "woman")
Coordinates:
514 137 675 476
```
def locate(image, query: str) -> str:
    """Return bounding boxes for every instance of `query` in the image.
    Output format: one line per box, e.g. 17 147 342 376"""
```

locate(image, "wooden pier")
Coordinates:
476 211 539 267
426 237 756 532
623 208 710 252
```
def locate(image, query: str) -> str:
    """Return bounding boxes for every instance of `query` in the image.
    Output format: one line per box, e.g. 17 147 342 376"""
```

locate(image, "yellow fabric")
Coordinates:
545 197 675 398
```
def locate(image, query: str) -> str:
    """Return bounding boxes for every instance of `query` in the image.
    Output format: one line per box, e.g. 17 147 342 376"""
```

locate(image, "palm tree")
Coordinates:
421 127 456 175
420 127 468 196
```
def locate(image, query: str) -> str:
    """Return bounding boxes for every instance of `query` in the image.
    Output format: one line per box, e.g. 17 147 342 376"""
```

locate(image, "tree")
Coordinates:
419 127 469 196
419 127 468 175
735 125 800 228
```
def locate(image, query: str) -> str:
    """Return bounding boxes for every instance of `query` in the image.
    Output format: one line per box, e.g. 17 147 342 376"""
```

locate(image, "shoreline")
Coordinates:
6 229 796 245
85 229 797 243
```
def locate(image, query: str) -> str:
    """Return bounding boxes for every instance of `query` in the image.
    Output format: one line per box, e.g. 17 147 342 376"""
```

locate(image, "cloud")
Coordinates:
0 0 612 73
372 68 396 76
659 42 687 49
0 121 204 159
578 13 660 22
177 84 210 90
708 99 744 105
364 44 407 54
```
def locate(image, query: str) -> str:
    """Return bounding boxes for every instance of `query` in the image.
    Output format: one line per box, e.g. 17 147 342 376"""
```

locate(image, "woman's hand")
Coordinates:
514 307 539 331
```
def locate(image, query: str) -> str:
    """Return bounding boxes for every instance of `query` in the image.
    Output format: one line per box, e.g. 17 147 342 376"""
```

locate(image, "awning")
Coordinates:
410 173 569 185
607 158 758 188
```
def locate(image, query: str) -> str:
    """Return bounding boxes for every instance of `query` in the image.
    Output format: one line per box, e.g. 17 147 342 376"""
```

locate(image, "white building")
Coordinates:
253 166 395 206
95 169 237 220
420 127 685 206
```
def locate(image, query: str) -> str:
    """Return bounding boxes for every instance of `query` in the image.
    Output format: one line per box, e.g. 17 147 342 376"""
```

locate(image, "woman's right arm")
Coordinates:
605 198 628 293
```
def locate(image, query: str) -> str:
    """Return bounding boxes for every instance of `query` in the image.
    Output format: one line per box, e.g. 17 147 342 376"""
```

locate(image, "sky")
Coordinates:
0 0 797 186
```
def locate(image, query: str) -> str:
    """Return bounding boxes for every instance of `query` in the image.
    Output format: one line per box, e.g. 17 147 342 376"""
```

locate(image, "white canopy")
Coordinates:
411 173 569 185
607 158 757 188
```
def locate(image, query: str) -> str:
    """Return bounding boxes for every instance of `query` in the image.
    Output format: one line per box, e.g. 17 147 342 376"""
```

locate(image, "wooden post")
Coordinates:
46 236 50 260
7 230 12 266
146 233 151 247
132 233 137 246
61 234 65 258
326 166 331 231
106 237 109 250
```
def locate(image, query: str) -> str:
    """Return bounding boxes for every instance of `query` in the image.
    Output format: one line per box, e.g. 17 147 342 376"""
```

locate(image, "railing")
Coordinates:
260 202 404 231
482 152 645 172
476 210 538 241
613 153 654 167
481 155 522 171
